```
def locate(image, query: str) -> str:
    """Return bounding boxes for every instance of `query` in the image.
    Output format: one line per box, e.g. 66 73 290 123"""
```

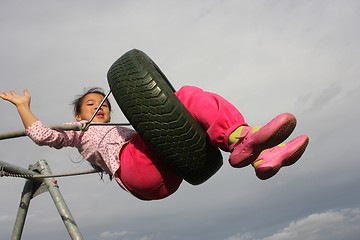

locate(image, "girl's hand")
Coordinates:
0 89 31 108
0 89 38 128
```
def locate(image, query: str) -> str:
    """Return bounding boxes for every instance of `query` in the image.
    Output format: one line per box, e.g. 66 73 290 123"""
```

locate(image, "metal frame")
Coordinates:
1 160 84 240
0 91 130 239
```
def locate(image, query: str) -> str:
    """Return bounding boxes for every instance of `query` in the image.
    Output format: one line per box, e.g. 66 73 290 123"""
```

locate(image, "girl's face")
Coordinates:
75 93 111 123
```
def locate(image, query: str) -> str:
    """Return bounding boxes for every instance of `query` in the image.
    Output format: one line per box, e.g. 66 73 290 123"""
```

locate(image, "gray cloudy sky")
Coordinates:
1 1 360 239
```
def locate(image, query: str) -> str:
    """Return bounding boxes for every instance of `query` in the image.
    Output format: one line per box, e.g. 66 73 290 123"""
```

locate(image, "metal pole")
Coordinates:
0 124 83 140
0 161 42 181
37 160 84 240
0 122 131 140
11 179 40 240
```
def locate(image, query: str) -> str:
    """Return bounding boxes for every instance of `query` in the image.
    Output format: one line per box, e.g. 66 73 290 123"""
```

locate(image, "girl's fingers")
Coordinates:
4 91 12 97
0 92 10 101
0 90 20 102
1 89 29 101
1 90 23 97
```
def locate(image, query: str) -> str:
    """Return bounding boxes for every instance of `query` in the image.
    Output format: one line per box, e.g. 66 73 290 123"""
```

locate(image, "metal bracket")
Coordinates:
28 162 49 198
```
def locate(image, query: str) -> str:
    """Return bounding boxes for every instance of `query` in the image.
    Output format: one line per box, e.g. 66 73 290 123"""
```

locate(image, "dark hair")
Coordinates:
71 87 112 115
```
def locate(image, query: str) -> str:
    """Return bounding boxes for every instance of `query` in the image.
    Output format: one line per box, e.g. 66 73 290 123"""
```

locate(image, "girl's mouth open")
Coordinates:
96 113 104 118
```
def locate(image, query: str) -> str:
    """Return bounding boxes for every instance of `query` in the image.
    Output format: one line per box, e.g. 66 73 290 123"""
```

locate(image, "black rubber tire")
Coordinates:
107 49 223 185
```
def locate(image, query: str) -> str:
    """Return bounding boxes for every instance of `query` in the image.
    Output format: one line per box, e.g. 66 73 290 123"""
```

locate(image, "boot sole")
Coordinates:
256 136 309 180
232 117 297 168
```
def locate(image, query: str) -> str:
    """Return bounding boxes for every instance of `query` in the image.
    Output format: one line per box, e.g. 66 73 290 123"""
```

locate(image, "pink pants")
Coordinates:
118 86 246 200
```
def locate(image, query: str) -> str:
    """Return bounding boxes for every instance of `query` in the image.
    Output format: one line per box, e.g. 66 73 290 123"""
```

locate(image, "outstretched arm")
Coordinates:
1 89 84 149
0 89 38 129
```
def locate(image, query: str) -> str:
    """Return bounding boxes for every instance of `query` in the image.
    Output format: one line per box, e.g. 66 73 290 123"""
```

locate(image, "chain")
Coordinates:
0 165 99 179
0 166 34 179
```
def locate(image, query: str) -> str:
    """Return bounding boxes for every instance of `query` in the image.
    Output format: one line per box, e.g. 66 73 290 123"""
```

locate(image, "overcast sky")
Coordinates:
1 1 360 239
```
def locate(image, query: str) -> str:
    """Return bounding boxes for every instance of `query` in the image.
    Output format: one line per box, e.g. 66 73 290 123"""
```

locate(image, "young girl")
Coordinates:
0 86 309 200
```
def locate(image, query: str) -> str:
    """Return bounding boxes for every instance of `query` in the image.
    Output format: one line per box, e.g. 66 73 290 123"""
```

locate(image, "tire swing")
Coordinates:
107 49 223 185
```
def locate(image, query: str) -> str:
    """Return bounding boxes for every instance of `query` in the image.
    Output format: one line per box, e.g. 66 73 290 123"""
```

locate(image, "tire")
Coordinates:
107 49 223 185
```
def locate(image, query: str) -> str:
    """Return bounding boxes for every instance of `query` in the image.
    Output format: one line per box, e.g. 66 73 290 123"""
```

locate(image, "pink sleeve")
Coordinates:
25 121 83 149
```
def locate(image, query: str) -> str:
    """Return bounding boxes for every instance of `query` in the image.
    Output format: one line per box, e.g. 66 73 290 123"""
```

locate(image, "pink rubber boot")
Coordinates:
253 135 309 180
229 113 296 168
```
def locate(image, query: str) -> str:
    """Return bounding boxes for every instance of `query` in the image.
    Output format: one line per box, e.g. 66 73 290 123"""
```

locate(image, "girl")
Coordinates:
0 86 309 200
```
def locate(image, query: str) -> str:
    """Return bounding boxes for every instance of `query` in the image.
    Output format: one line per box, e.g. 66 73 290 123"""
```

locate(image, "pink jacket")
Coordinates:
25 121 136 188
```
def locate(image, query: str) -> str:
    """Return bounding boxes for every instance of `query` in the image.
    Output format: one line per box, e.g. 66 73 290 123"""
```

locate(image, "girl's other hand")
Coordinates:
0 89 38 128
0 89 31 108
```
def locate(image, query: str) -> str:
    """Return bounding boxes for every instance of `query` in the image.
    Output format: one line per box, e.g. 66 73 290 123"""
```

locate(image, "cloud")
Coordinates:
227 208 360 240
99 230 156 240
139 236 155 240
100 230 133 239
226 233 257 240
299 83 342 113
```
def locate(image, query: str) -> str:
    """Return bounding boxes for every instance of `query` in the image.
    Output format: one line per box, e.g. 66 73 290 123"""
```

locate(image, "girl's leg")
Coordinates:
175 86 298 168
118 86 305 200
117 85 241 200
118 134 182 200
175 86 247 151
